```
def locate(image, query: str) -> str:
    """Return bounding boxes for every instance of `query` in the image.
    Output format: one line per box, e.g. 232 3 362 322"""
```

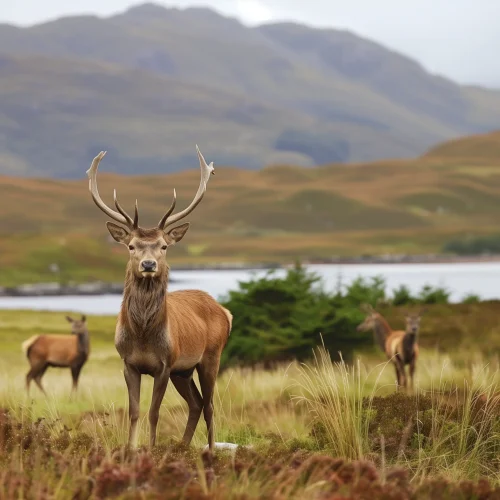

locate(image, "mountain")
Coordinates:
1 3 500 177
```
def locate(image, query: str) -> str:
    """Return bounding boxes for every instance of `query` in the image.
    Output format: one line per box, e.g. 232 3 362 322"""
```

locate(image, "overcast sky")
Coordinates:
2 0 498 87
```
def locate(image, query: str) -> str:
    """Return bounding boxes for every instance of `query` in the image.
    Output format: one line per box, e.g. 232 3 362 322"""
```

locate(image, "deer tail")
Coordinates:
221 307 233 347
22 335 39 356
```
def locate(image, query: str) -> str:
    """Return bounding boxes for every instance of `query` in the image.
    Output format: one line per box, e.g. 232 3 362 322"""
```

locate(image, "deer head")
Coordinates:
356 304 377 332
404 308 426 335
66 315 87 335
86 147 215 280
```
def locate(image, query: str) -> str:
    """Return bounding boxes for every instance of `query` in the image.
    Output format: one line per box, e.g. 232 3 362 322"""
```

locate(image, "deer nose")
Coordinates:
141 260 157 272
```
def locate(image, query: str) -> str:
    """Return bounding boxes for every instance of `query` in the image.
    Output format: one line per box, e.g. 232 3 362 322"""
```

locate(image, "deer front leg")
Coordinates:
398 361 408 390
71 363 83 395
124 362 141 449
394 358 406 391
149 364 170 448
409 357 416 392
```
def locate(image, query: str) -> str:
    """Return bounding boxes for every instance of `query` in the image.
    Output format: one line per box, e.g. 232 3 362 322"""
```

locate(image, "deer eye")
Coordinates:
161 245 168 251
128 245 135 251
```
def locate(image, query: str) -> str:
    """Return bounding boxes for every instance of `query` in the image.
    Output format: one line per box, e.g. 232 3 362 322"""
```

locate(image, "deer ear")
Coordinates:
164 223 190 246
81 315 87 322
106 222 130 243
360 303 374 314
65 316 74 323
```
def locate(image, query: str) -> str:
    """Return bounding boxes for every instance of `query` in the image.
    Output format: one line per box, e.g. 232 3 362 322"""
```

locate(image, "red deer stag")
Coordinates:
22 315 90 395
357 305 423 391
86 147 232 450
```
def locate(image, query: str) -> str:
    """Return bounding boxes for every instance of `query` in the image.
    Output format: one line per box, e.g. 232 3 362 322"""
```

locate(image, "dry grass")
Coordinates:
0 307 499 497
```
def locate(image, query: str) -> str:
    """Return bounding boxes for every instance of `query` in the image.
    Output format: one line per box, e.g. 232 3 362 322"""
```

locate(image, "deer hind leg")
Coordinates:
148 365 171 448
171 375 203 446
197 358 220 452
392 361 402 389
33 364 49 396
26 362 48 396
26 367 35 395
124 362 142 449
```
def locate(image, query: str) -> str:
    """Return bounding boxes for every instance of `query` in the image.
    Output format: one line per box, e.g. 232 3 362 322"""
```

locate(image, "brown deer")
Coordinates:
86 147 232 450
357 305 424 391
22 315 90 395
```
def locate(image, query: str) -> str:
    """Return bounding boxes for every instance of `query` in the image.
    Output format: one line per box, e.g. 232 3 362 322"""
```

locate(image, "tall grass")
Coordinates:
293 347 379 459
290 345 500 482
0 335 499 497
410 378 500 483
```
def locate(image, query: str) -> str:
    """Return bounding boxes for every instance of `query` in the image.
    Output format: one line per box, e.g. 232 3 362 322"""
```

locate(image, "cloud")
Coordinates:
1 0 499 86
236 0 273 25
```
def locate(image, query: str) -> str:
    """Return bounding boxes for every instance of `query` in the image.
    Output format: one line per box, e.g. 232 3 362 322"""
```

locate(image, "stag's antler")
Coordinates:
158 145 215 230
86 151 138 230
87 146 214 230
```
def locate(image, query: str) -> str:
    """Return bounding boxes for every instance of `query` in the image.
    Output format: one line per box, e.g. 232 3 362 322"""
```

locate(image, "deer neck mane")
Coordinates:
121 262 169 335
373 314 392 351
402 331 417 362
77 329 90 357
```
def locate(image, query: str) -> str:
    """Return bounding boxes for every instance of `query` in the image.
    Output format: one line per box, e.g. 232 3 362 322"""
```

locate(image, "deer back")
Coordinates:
28 335 80 366
167 290 232 370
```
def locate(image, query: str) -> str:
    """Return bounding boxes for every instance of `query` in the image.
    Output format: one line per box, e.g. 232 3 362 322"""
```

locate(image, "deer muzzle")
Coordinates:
140 260 157 274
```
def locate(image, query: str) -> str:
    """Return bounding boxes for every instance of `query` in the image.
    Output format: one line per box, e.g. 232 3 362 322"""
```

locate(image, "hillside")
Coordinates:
1 130 500 285
2 3 500 177
424 130 500 161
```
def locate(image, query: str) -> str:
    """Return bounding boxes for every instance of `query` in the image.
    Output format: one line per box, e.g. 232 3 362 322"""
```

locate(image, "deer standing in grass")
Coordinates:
22 315 90 395
86 147 232 450
357 305 424 391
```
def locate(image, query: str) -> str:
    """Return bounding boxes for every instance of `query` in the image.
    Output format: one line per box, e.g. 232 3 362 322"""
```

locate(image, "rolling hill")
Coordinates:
1 3 500 177
1 129 500 285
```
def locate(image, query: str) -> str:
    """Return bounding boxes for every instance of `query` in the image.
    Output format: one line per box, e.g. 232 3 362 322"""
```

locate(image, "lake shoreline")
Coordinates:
1 254 500 297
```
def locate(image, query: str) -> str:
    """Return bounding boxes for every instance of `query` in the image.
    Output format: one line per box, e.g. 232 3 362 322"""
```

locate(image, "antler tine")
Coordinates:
113 189 135 228
160 145 215 230
86 151 135 229
157 189 177 230
133 199 139 229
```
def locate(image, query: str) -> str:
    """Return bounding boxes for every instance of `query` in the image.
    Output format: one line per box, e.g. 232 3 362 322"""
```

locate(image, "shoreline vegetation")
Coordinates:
1 253 500 297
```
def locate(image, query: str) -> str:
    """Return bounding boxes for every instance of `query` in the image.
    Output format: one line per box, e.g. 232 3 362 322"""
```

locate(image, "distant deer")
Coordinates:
86 147 232 450
357 305 424 390
22 315 90 395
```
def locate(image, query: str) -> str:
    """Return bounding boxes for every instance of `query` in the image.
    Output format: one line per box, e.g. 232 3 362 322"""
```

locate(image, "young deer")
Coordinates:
22 315 90 395
86 147 232 450
357 305 423 390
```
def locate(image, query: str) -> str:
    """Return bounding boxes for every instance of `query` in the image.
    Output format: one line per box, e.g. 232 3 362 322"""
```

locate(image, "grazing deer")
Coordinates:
86 147 232 450
357 305 424 390
22 315 90 395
